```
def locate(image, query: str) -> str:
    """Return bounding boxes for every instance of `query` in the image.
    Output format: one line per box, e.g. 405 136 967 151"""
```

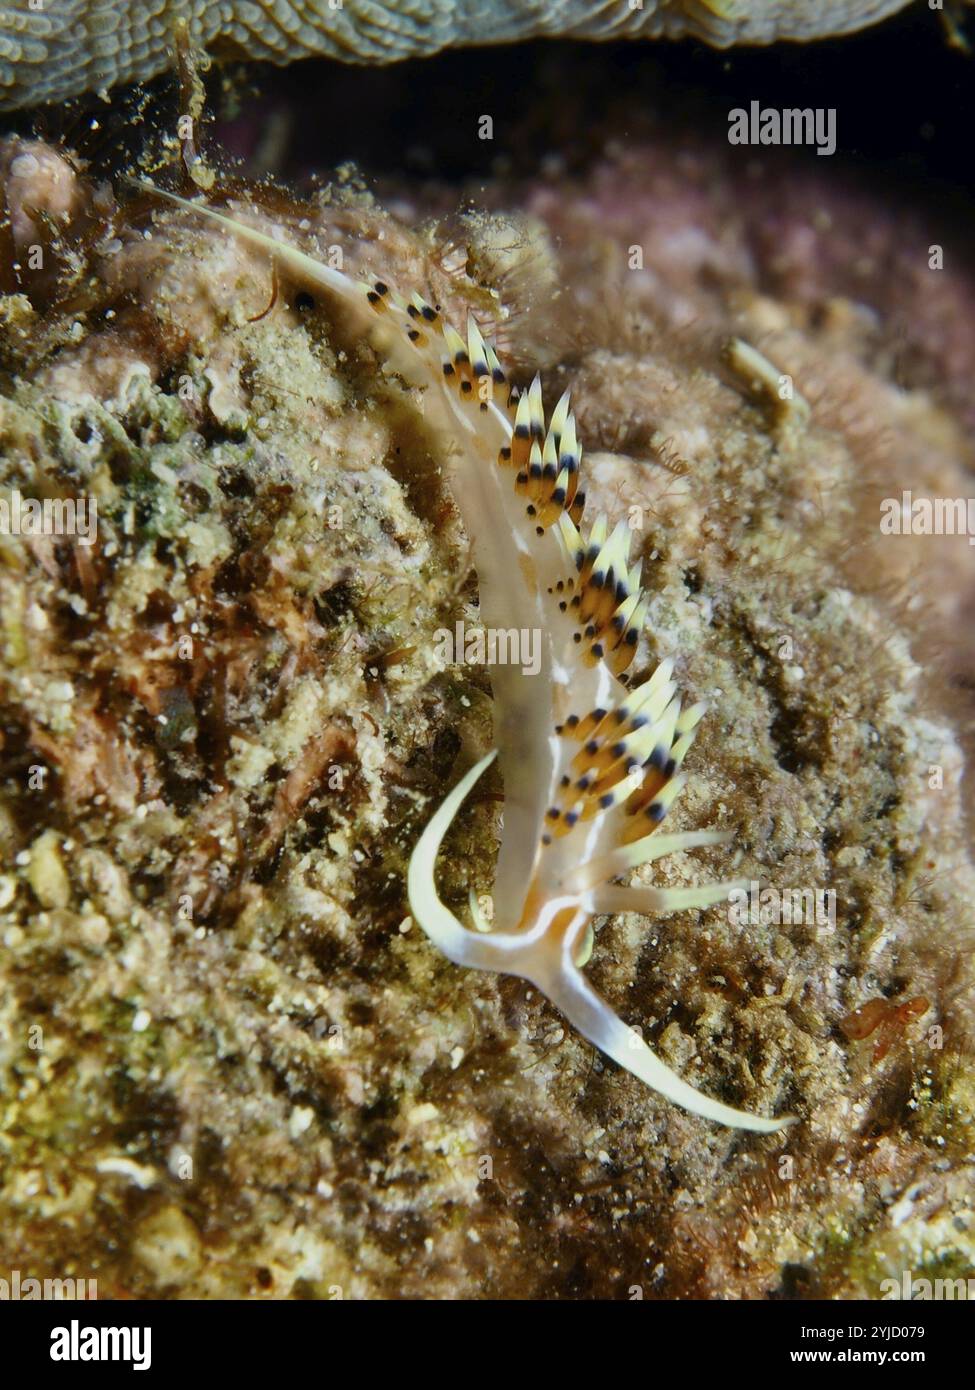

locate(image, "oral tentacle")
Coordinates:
529 956 794 1134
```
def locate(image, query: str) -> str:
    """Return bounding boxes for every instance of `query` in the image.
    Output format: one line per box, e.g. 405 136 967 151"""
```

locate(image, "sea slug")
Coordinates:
139 180 795 1133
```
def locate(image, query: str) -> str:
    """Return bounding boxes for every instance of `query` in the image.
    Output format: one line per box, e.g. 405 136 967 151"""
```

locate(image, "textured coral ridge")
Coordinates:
0 0 916 111
1 136 974 1299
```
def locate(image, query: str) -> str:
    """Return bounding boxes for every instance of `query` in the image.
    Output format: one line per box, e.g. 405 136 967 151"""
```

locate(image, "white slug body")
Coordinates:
141 183 793 1134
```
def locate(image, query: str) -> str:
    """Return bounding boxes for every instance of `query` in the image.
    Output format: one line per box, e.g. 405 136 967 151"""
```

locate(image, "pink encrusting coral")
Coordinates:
140 183 793 1133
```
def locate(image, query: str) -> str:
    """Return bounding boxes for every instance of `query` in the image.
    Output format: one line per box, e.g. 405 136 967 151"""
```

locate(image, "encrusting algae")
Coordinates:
0 127 974 1298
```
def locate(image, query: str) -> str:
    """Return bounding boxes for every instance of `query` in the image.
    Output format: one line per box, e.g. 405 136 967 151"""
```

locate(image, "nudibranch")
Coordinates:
138 183 793 1134
1 1 916 110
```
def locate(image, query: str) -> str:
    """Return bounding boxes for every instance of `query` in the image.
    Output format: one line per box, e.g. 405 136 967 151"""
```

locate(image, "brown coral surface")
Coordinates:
0 118 973 1299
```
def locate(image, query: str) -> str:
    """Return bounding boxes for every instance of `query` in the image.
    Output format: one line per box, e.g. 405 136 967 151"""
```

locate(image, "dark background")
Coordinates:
227 7 973 189
8 3 975 223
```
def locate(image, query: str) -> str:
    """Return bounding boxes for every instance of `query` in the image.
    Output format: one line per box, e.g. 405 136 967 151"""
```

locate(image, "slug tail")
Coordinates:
131 180 361 305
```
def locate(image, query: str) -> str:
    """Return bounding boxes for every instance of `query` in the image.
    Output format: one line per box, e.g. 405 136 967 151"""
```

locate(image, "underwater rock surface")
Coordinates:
0 131 973 1298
